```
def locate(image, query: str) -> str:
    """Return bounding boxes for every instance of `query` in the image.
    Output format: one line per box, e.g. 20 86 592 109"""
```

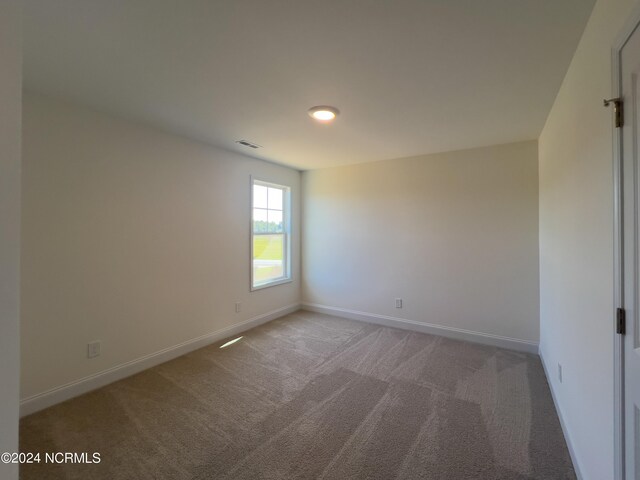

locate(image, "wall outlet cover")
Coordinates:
88 341 101 359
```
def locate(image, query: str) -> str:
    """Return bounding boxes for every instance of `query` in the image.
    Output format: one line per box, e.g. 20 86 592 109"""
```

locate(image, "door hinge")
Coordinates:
616 307 626 335
604 98 624 128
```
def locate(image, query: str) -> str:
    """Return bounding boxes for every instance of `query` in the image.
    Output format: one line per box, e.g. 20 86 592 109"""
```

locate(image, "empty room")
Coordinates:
3 0 640 478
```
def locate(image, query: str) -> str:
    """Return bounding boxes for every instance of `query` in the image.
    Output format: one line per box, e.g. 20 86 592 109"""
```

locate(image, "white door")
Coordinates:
622 21 640 480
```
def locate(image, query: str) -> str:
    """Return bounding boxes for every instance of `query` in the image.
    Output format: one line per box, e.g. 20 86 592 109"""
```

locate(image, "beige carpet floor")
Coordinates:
20 311 575 479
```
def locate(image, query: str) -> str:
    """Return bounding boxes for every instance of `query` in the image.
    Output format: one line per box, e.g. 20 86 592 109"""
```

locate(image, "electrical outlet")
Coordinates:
395 298 403 309
88 341 101 359
235 302 241 313
558 363 562 383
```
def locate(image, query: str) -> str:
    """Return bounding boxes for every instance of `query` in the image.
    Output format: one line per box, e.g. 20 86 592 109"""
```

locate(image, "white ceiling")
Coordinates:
24 0 595 170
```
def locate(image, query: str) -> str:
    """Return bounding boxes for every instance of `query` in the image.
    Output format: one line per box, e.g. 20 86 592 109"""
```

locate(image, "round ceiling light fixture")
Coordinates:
308 105 340 123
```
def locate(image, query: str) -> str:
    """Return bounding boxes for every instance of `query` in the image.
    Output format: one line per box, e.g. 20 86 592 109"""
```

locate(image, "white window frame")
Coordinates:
250 177 292 291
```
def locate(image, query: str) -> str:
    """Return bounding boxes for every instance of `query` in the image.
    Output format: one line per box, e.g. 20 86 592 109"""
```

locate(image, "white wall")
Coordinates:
21 93 300 403
303 141 539 347
538 0 636 478
0 1 21 479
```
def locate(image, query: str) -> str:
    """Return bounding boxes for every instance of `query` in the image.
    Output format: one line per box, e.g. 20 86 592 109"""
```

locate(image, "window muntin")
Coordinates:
251 179 291 289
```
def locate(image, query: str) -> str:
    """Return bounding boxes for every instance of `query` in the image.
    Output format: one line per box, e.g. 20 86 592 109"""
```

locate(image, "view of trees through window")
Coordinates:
252 181 289 288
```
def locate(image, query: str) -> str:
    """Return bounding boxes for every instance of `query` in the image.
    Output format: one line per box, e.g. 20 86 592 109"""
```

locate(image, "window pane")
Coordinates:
268 187 283 211
252 179 290 289
268 210 283 233
253 234 284 285
253 208 268 233
253 184 268 208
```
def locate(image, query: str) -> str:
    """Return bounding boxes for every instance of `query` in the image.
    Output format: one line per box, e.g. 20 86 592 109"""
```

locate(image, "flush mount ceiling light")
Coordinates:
308 105 340 123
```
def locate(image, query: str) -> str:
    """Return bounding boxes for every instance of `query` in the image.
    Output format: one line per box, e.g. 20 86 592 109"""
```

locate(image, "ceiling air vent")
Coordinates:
235 139 261 149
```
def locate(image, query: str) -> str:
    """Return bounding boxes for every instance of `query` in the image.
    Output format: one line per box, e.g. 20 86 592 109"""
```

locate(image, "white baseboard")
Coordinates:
20 303 300 417
539 349 583 480
302 303 539 354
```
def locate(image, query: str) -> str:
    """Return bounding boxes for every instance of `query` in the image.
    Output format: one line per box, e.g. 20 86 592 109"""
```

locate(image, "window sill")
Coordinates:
251 277 292 292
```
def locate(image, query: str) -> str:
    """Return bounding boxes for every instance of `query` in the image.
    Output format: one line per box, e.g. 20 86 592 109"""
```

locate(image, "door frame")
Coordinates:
613 5 640 479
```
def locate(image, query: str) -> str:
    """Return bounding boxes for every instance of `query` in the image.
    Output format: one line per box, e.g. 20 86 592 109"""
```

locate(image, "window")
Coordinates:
251 179 291 290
